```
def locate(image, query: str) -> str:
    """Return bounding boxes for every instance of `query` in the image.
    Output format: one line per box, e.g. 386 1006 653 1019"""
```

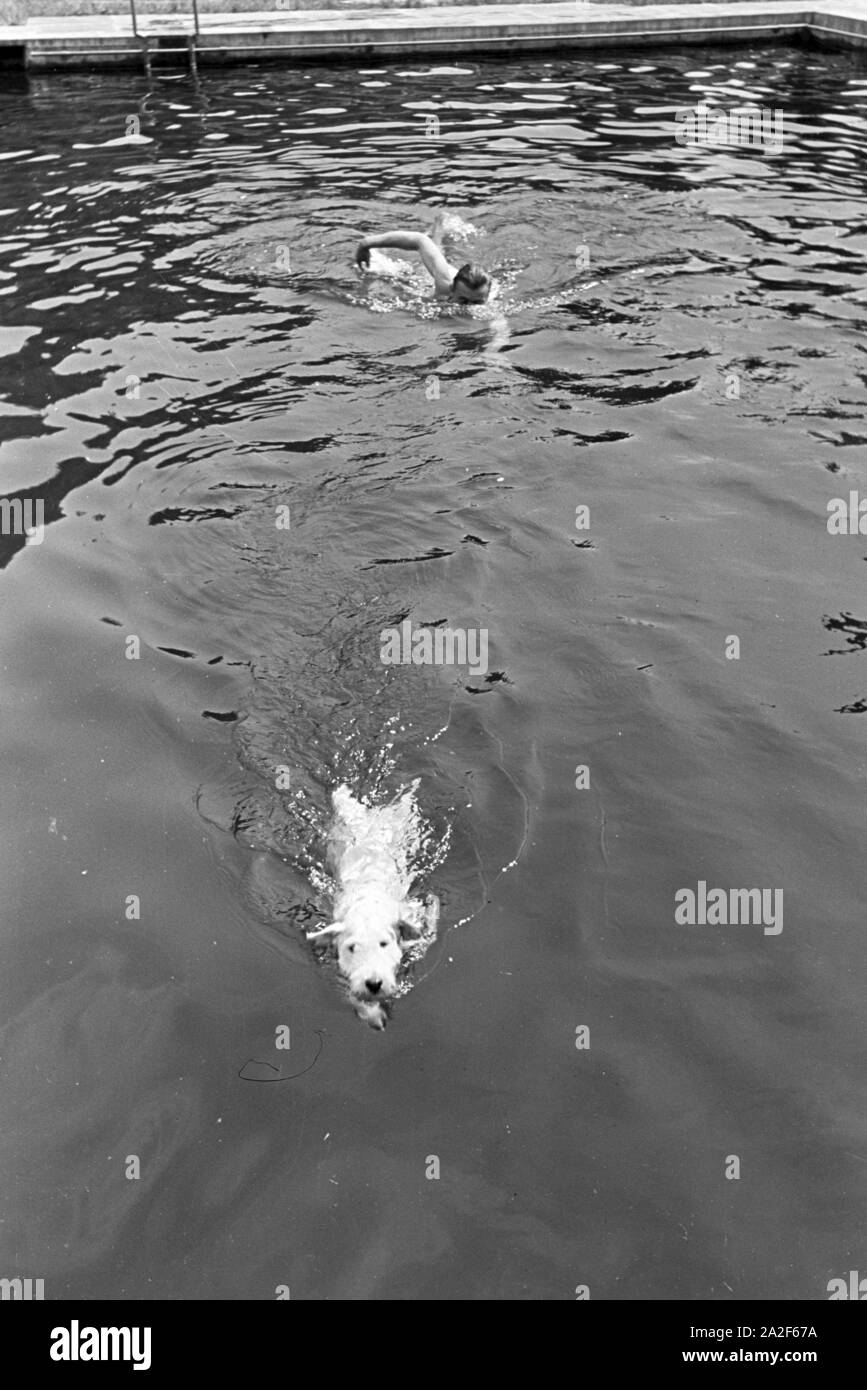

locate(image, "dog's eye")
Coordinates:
348 944 356 953
379 941 387 947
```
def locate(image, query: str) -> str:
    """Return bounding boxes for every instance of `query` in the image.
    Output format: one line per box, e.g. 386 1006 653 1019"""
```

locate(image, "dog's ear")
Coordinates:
306 921 344 941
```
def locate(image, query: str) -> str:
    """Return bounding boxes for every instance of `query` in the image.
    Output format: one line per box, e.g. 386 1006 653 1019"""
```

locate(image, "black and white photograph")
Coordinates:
1 0 865 1331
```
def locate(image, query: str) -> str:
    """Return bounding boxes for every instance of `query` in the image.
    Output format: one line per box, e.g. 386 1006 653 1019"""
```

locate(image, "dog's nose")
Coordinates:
365 978 382 995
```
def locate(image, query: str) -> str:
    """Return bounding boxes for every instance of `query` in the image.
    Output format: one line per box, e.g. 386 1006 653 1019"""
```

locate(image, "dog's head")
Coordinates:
336 923 403 1004
308 910 420 1030
307 881 427 1029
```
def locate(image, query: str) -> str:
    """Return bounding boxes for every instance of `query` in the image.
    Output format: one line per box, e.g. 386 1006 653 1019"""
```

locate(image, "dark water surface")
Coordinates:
1 45 866 1301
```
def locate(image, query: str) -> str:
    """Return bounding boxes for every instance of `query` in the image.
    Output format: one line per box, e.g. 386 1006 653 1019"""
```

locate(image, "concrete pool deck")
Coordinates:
1 2 866 70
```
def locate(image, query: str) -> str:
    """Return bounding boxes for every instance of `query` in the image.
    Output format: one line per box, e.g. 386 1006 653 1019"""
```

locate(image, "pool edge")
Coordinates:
1 4 866 72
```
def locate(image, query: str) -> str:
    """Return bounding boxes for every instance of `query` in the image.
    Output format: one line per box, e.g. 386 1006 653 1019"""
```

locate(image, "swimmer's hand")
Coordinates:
355 239 371 270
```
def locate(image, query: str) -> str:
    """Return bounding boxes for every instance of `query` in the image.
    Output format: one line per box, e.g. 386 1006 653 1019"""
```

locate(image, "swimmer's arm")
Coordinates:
355 231 455 290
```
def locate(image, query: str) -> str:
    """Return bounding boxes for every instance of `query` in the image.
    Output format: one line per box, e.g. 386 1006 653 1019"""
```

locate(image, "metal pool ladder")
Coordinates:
129 0 200 77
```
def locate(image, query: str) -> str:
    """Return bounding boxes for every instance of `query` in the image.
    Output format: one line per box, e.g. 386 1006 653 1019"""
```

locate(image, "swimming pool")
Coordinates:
2 45 866 1299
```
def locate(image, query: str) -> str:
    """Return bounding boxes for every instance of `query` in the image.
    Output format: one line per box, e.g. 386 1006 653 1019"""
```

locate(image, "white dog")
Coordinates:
306 783 439 1029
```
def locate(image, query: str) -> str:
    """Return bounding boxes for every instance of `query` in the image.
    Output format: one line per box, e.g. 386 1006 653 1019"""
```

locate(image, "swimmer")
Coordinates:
354 217 491 305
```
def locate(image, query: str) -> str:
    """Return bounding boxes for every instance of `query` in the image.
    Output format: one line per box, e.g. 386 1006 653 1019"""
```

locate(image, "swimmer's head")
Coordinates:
451 263 491 305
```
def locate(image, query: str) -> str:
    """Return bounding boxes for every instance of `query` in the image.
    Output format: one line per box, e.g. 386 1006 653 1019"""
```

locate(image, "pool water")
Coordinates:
1 46 866 1300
